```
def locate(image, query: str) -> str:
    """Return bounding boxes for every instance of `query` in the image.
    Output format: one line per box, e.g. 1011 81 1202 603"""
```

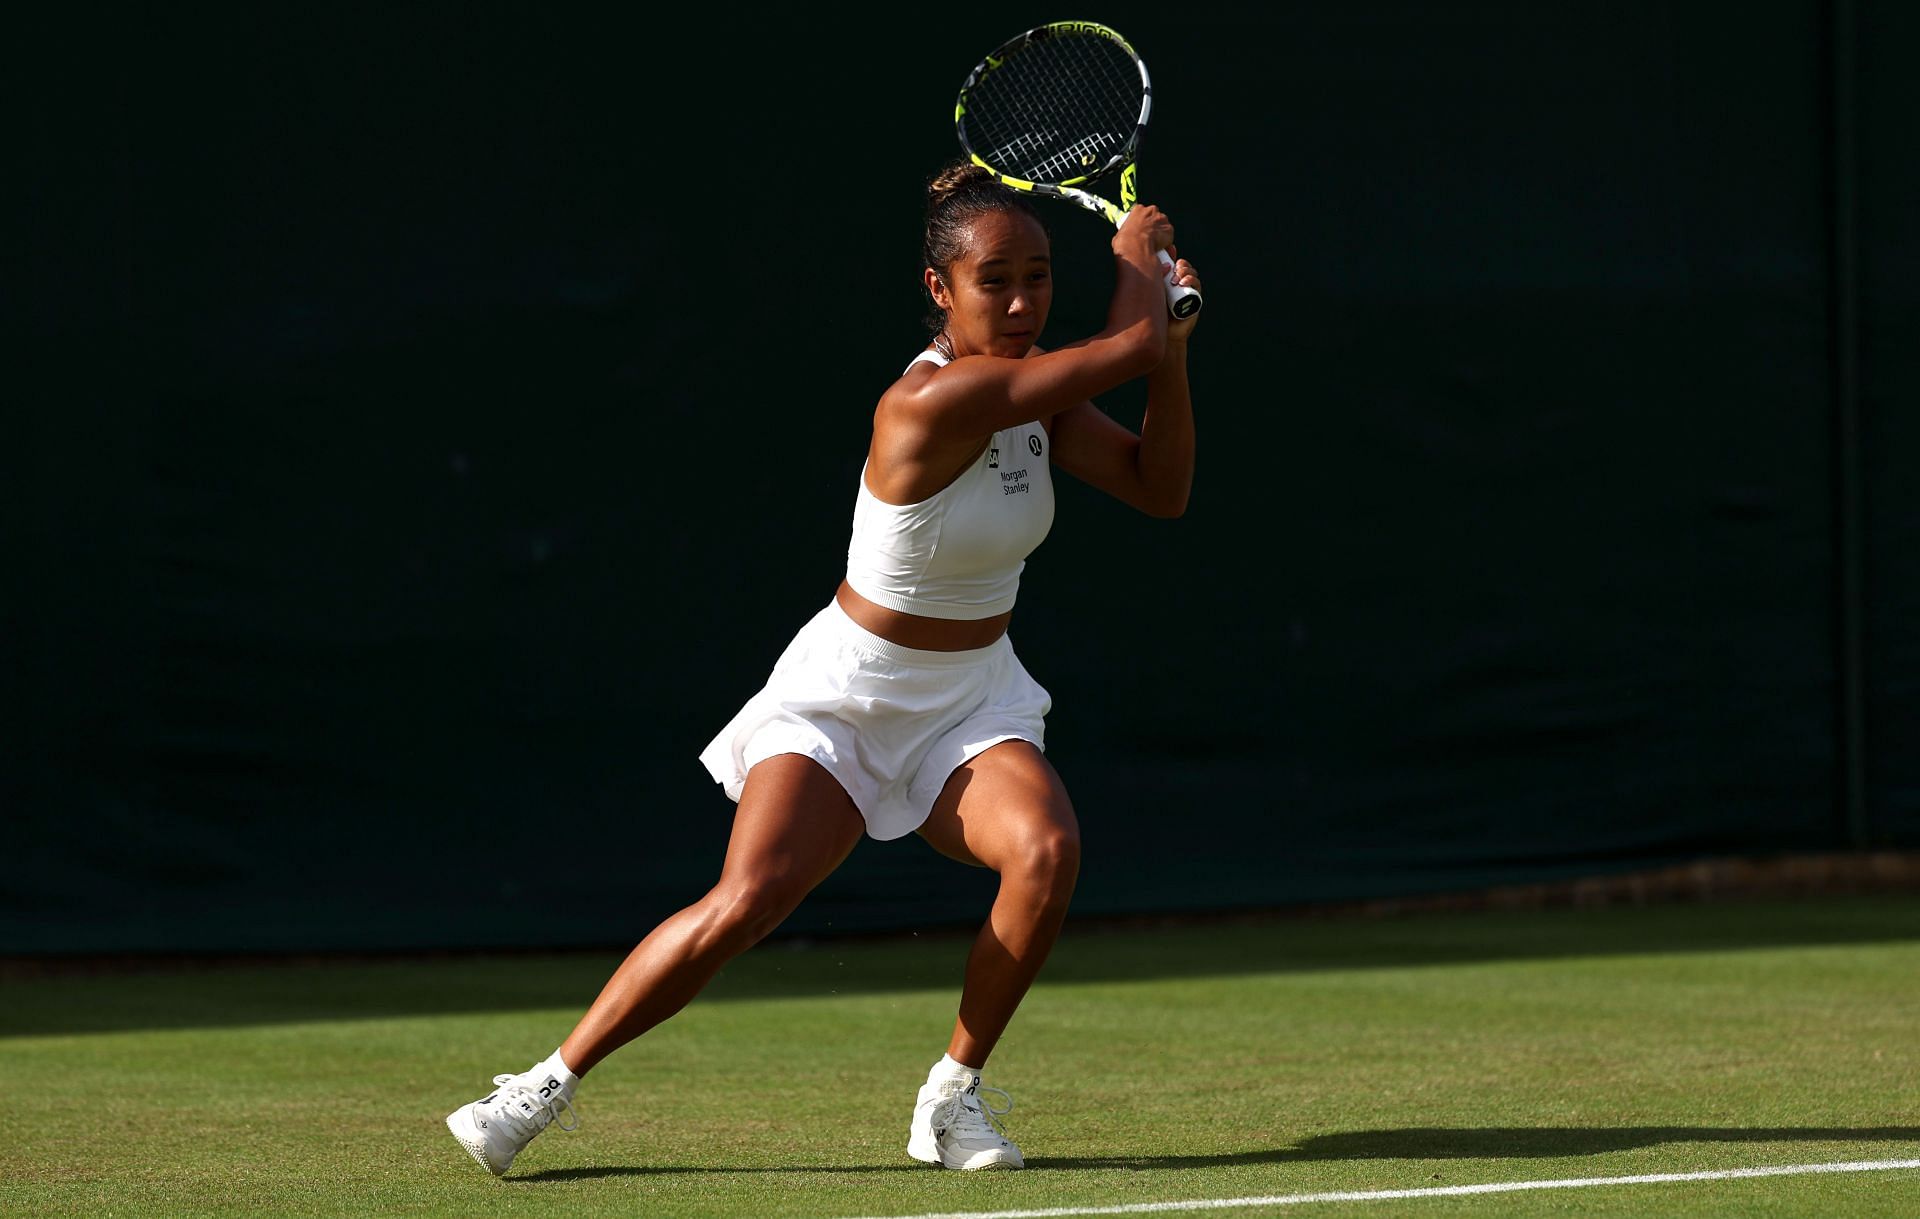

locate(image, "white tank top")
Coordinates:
843 349 1056 620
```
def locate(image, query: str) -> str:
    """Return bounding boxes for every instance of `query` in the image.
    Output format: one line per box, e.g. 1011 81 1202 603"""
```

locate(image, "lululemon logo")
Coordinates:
1027 435 1043 457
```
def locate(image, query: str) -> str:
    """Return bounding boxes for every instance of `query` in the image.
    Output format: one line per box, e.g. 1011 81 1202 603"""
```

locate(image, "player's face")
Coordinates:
942 211 1052 359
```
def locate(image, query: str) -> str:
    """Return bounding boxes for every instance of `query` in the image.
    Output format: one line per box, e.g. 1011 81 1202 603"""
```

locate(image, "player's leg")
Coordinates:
561 753 868 1069
906 739 1080 1170
447 753 866 1175
919 740 1080 1065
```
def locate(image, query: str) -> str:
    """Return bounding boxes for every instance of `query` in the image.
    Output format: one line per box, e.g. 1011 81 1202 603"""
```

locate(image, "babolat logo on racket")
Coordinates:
1043 20 1127 44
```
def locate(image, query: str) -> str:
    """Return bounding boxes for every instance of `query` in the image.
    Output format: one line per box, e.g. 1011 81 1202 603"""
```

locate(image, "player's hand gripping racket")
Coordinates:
955 20 1202 319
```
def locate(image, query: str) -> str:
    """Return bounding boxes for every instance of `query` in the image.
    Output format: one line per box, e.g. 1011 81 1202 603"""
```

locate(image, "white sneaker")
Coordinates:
906 1071 1024 1170
445 1069 579 1176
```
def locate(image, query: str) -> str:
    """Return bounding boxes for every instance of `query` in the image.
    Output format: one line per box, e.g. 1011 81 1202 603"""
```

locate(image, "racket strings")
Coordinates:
962 32 1143 184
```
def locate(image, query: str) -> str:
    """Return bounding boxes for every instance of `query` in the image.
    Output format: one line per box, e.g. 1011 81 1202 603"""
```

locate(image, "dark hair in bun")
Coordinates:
922 160 1047 335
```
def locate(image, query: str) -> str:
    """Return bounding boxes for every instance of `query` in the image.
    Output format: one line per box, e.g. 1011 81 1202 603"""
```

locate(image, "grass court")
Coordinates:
6 895 1917 1217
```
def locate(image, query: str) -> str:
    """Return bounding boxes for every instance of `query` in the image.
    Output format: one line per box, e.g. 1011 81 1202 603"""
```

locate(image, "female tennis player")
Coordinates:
446 159 1202 1175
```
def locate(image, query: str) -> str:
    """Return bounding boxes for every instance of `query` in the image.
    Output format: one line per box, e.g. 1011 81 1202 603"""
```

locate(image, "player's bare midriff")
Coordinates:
835 580 1013 652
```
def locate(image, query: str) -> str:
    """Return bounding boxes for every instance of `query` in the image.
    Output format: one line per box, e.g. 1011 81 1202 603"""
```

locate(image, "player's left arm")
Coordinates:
1047 256 1200 519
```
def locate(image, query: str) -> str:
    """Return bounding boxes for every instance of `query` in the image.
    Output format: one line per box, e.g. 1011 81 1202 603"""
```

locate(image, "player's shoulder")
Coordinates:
877 351 943 412
896 348 946 386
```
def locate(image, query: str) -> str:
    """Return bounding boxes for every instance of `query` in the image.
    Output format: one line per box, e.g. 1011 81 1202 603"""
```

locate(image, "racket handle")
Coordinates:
1157 249 1203 319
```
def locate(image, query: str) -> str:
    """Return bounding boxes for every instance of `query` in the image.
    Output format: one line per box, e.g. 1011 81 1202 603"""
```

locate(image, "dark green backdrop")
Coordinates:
9 2 1915 954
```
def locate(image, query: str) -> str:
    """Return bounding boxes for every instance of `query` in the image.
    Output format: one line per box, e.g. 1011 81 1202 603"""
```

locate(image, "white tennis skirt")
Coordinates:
698 599 1052 841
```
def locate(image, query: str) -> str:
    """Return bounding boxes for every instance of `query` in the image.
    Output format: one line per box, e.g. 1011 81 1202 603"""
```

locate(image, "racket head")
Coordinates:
954 20 1152 201
953 21 1202 320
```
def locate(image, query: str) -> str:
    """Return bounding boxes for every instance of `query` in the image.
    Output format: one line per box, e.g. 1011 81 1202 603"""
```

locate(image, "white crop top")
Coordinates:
843 349 1056 620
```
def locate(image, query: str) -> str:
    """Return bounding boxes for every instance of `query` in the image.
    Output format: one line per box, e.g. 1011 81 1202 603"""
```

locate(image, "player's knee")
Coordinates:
1014 821 1080 900
705 877 805 948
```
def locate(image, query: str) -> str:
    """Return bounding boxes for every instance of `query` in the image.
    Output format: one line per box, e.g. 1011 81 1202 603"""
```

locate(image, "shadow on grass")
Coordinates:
509 1126 1920 1179
5 895 1918 1037
1046 1125 1920 1167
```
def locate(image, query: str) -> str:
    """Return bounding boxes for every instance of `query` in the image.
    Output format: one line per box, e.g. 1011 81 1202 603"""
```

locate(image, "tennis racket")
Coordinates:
954 20 1202 319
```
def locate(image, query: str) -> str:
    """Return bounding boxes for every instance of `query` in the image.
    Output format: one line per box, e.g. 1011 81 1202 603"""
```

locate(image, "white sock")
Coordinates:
534 1049 581 1099
930 1053 981 1084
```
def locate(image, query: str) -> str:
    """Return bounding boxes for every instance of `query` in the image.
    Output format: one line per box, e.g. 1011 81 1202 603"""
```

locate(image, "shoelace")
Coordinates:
938 1084 1014 1141
488 1073 581 1138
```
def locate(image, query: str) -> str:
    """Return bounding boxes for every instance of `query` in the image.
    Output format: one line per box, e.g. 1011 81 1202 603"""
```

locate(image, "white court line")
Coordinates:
841 1158 1920 1219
